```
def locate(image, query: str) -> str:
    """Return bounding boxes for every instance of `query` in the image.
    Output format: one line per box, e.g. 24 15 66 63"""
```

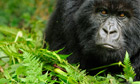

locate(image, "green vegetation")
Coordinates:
0 0 139 84
0 0 55 28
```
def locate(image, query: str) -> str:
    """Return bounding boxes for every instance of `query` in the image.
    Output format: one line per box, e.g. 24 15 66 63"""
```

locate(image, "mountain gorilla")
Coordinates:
44 0 140 80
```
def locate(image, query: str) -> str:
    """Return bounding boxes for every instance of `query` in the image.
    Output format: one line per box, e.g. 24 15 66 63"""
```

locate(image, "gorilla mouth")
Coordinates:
102 44 114 49
98 44 118 50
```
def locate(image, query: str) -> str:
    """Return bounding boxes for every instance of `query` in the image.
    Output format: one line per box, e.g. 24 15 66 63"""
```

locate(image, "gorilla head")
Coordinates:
45 0 140 80
72 0 140 62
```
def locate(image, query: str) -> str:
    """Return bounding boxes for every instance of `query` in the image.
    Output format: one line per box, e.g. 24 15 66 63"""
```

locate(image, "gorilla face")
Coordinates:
74 0 140 59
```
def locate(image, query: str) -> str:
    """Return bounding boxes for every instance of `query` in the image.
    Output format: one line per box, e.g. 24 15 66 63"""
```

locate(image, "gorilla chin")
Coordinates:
44 0 140 81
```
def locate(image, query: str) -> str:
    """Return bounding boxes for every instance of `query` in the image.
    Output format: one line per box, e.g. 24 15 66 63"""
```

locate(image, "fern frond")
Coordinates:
123 51 136 82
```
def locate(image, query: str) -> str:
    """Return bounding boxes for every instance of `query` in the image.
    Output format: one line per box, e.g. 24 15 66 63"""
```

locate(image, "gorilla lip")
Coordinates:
96 43 117 50
103 44 114 49
100 44 115 49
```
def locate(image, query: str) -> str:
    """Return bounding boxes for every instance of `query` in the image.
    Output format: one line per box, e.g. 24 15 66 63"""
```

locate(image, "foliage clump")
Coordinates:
0 26 139 84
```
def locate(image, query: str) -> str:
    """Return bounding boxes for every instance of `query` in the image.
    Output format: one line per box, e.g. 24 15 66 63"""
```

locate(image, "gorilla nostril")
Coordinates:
103 28 108 34
110 30 117 34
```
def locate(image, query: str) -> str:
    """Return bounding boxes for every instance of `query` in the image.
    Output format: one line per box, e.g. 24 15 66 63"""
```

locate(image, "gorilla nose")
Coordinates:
103 28 117 34
99 27 119 40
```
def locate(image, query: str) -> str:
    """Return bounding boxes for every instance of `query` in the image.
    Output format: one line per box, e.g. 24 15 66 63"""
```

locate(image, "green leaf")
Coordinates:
0 78 9 84
123 51 136 82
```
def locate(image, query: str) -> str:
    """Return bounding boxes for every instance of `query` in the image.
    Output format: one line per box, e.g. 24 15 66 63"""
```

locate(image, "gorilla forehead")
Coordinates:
93 0 135 9
94 0 134 4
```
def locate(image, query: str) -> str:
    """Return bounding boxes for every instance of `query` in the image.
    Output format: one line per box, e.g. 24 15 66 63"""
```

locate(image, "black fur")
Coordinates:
44 0 140 80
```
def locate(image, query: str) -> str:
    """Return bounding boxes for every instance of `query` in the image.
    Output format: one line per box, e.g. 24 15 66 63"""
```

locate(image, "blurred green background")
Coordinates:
0 0 56 29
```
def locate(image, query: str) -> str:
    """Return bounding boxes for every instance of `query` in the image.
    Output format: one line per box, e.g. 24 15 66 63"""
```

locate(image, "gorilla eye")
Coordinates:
119 13 125 17
95 8 108 17
101 10 107 15
118 11 130 19
100 9 108 17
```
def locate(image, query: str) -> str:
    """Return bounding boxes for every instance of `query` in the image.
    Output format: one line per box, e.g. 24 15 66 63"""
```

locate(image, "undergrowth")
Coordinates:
0 26 139 84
